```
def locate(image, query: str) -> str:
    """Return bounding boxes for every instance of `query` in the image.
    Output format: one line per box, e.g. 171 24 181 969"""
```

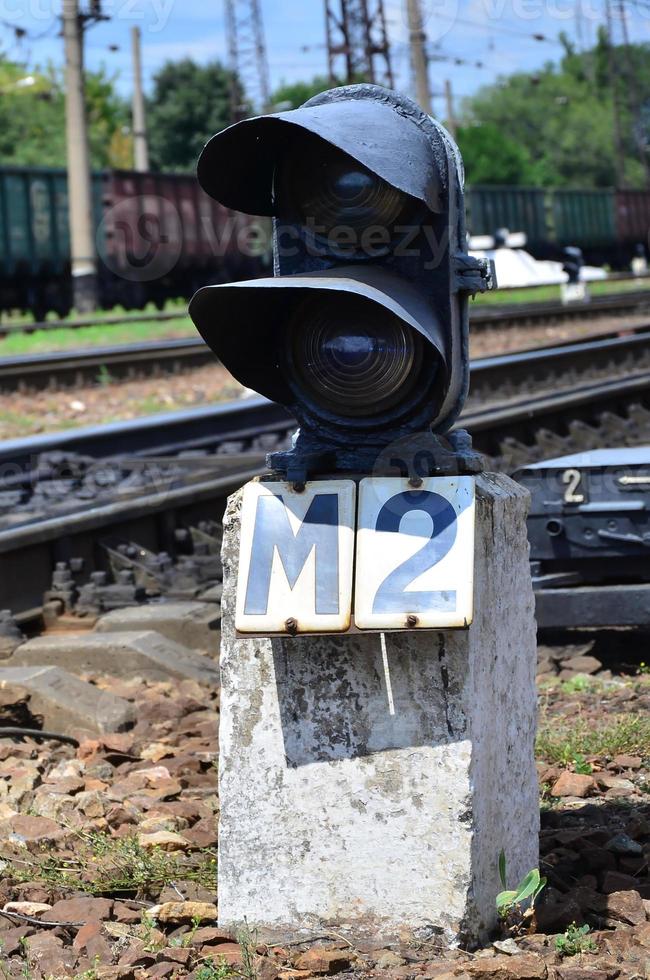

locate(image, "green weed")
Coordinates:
1 299 187 328
96 364 113 386
0 315 194 357
139 912 165 953
560 674 594 695
572 753 593 775
170 914 204 948
1 827 217 898
237 923 259 980
195 960 234 980
474 280 650 306
71 959 102 980
539 781 555 811
555 923 598 956
0 409 38 436
496 851 546 922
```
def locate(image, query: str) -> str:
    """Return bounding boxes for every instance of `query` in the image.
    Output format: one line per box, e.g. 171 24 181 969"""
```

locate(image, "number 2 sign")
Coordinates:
355 477 475 630
235 476 475 635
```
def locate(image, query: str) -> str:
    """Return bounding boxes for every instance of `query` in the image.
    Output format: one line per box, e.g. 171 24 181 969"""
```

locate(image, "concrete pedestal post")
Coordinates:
218 473 539 945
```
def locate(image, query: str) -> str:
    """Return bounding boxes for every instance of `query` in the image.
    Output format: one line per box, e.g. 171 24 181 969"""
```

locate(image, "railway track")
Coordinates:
0 337 215 392
1 286 649 341
1 365 650 619
471 288 650 328
0 397 293 617
468 326 650 405
2 320 650 394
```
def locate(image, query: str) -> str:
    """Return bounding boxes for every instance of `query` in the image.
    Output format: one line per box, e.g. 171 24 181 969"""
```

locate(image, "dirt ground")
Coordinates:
0 636 648 979
0 366 245 440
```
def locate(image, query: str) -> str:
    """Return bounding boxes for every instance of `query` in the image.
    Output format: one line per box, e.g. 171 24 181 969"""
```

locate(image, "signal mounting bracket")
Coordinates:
268 427 484 483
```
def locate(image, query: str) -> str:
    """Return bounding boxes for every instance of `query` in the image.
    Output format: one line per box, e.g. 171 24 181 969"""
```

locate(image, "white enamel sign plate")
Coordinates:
355 476 476 630
236 480 356 634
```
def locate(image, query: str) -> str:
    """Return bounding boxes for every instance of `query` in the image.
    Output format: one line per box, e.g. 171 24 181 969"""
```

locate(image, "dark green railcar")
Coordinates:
0 166 104 316
0 164 269 317
551 188 616 248
0 166 104 275
466 185 548 250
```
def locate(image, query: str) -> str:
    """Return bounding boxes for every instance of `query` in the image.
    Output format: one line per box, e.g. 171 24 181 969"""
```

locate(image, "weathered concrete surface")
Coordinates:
94 602 220 652
0 610 24 660
9 631 220 684
0 665 135 735
218 473 539 945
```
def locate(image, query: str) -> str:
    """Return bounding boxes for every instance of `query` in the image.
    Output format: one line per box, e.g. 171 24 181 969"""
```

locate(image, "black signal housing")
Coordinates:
190 84 493 479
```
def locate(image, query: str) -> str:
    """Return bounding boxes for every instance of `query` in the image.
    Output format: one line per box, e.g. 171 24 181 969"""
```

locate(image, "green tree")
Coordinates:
86 66 130 168
461 35 650 188
0 58 129 169
147 59 236 172
456 123 537 185
270 75 332 110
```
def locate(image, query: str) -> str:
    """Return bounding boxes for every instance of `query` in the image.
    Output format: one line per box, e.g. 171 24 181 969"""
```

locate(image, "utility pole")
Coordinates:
131 26 149 172
63 0 98 312
605 0 626 188
324 0 394 87
224 0 271 121
444 79 456 138
405 0 432 115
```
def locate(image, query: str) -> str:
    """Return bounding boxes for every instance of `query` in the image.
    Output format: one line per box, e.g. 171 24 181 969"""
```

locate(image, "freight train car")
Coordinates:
99 170 270 311
466 184 649 267
0 165 271 319
0 163 649 318
0 167 103 318
465 185 548 252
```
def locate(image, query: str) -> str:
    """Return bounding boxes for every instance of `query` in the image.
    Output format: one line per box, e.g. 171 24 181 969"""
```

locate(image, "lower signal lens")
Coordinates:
284 294 424 418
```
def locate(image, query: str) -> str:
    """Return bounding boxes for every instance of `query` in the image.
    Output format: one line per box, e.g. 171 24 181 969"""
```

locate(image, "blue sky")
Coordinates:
2 0 650 117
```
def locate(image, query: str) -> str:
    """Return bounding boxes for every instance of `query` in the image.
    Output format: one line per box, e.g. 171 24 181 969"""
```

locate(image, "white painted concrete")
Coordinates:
218 473 539 945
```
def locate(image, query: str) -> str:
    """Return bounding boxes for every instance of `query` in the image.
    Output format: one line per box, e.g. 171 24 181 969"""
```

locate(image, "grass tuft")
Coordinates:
2 828 217 899
474 279 650 306
536 713 650 765
0 316 194 356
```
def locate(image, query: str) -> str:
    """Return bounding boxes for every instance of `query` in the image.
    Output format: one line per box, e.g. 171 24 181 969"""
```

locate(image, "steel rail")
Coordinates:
0 338 214 391
463 370 650 464
2 319 650 399
470 288 650 328
1 286 650 338
468 327 650 404
0 396 293 480
0 344 650 489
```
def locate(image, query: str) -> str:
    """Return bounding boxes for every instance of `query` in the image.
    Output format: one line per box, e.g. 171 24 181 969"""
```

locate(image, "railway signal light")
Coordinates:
190 84 493 479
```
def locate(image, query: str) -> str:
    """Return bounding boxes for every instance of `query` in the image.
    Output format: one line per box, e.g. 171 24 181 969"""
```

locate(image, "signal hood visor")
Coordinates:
197 98 443 217
189 266 447 415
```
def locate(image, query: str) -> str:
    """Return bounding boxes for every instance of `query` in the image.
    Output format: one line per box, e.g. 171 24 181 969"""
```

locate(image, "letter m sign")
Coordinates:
235 481 356 634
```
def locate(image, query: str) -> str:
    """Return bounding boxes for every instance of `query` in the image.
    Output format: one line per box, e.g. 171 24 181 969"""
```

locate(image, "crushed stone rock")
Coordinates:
551 771 597 798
